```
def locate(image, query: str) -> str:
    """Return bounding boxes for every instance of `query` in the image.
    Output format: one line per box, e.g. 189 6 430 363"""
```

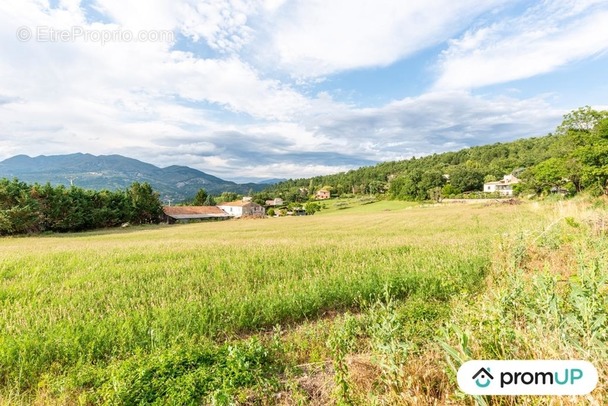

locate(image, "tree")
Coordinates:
128 182 163 224
556 106 608 135
0 210 12 234
90 189 130 228
442 184 460 196
570 118 608 194
203 194 216 206
193 188 208 206
0 179 41 233
0 178 168 234
367 180 387 195
219 191 238 203
521 109 608 195
304 202 320 215
522 157 568 194
419 170 445 195
428 187 443 203
450 168 484 192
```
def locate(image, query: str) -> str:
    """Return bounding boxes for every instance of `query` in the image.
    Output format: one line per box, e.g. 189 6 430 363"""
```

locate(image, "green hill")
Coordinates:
265 106 608 200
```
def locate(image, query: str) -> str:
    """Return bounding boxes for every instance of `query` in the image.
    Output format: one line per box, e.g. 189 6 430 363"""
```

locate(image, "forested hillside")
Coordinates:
263 107 608 201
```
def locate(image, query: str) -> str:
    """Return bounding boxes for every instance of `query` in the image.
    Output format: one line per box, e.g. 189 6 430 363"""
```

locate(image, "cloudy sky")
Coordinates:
1 0 607 182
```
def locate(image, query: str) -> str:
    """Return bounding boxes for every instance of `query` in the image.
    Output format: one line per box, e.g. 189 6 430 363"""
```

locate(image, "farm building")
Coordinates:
163 206 231 223
217 201 266 218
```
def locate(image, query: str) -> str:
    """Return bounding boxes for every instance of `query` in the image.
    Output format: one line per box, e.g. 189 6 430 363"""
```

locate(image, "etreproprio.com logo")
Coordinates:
458 360 598 396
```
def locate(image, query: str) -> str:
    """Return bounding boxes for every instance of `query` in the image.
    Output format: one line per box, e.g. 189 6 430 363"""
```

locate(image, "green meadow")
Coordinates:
1 198 606 404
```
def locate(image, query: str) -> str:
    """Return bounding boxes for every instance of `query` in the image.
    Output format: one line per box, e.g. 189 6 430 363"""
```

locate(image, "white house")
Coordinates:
484 174 520 196
217 201 265 217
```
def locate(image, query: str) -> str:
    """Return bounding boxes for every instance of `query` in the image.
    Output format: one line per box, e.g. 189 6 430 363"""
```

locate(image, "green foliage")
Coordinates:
0 179 163 235
366 294 409 396
428 186 443 202
327 315 359 405
218 191 239 203
192 188 208 206
521 157 568 193
304 201 320 215
441 183 460 196
556 105 608 135
71 337 283 405
390 169 447 200
449 167 484 192
128 182 163 225
529 110 608 195
203 194 216 206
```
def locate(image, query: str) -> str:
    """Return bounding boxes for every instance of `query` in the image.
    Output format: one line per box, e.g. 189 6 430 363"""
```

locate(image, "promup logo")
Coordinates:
458 360 598 395
472 367 494 388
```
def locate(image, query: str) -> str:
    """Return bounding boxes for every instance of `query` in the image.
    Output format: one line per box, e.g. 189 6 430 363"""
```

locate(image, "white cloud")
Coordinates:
307 91 565 162
0 0 308 135
0 0 604 183
165 53 309 120
434 0 608 90
93 0 258 53
266 0 507 78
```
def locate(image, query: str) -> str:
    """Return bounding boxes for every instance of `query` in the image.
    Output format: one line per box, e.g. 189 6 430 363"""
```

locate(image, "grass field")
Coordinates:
1 198 606 404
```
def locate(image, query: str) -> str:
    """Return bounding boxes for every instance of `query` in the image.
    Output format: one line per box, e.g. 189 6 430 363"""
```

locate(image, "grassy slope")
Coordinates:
1 199 604 404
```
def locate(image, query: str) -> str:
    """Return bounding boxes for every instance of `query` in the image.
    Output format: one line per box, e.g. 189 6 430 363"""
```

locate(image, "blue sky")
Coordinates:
1 0 607 182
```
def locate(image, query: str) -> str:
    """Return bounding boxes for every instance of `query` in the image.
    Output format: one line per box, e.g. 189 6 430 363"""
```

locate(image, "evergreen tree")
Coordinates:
193 188 208 206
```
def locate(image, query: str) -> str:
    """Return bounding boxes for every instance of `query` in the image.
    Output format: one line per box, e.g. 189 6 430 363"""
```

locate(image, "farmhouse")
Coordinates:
484 174 520 196
163 206 230 223
217 201 265 218
315 189 331 200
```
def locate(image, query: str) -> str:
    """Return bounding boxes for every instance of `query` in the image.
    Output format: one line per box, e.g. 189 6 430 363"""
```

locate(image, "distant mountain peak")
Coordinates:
0 153 266 201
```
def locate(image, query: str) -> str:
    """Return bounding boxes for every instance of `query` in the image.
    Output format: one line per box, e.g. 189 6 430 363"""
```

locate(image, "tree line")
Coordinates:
0 180 163 235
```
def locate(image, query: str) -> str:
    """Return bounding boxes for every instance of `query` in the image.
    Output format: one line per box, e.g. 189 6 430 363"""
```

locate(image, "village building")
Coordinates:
315 189 331 200
217 201 266 218
163 206 230 223
484 174 520 196
265 197 284 206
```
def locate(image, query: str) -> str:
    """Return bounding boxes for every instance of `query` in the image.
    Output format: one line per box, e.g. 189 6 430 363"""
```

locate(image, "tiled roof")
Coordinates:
485 175 520 186
218 201 258 207
163 206 229 218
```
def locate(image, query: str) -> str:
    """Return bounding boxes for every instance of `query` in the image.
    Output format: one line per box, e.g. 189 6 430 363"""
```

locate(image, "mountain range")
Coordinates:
0 153 272 202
